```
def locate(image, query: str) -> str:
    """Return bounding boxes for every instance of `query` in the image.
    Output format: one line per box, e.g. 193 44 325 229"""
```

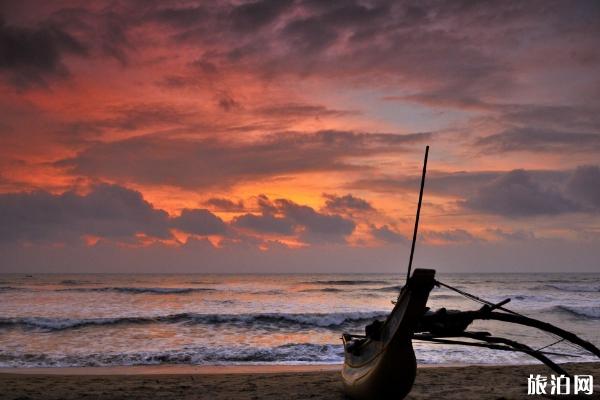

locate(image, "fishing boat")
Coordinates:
341 146 600 400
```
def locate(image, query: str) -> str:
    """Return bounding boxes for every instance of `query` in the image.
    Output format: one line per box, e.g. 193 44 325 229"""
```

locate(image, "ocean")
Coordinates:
0 273 598 368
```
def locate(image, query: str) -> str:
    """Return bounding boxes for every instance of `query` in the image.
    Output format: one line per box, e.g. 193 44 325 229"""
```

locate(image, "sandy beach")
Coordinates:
0 362 598 400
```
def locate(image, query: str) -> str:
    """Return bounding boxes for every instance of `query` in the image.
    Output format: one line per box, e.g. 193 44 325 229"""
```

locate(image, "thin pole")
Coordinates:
406 145 429 281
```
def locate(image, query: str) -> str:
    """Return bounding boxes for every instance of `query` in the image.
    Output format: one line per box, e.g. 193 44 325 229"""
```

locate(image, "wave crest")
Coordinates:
306 280 390 286
0 311 388 332
0 343 344 367
59 287 216 294
536 284 600 293
551 306 600 319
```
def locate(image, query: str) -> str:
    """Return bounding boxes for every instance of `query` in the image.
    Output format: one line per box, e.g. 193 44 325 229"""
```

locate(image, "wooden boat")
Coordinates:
342 268 435 400
342 146 600 399
342 146 433 400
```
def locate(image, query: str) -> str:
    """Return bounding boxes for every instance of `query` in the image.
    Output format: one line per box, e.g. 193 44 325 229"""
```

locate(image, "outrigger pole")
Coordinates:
406 145 429 281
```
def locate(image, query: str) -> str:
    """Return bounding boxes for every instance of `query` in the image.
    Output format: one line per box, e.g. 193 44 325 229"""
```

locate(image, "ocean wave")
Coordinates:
58 287 216 294
0 343 344 367
0 311 388 332
429 293 462 300
249 290 284 295
550 306 600 320
299 287 344 293
511 294 554 302
535 284 600 293
373 285 403 292
59 279 94 285
306 280 390 286
0 286 24 292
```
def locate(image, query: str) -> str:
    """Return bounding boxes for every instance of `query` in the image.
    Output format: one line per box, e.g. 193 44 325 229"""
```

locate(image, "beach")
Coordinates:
1 362 598 399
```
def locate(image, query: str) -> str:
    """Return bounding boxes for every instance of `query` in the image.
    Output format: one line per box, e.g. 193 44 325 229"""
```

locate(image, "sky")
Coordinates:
1 0 599 273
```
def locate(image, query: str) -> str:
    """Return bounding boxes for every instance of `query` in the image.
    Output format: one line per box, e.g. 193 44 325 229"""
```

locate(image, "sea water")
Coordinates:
0 273 598 367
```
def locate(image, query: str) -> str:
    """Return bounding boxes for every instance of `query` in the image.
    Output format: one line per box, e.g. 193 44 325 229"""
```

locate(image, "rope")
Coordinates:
536 337 566 352
434 280 522 316
434 279 583 353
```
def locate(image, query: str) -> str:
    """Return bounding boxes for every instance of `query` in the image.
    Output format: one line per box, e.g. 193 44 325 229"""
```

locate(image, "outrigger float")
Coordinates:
341 146 600 400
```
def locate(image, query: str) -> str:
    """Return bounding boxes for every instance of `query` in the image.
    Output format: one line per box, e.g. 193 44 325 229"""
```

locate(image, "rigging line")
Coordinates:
435 279 521 316
435 280 582 352
536 338 566 352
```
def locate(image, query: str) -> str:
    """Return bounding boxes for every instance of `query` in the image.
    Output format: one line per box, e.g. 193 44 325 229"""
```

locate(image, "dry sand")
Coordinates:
1 362 598 399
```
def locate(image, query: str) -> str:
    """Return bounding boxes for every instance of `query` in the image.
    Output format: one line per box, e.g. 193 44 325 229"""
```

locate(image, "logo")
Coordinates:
527 374 594 395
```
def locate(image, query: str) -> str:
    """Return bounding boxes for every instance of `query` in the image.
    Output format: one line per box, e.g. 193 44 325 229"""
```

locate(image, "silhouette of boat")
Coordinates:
341 146 600 400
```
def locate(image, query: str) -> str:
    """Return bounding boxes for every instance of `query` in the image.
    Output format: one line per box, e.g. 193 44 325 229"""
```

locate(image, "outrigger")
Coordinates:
341 146 600 400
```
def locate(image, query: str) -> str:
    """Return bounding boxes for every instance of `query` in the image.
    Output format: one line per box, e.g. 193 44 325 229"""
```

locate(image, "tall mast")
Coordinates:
406 146 429 281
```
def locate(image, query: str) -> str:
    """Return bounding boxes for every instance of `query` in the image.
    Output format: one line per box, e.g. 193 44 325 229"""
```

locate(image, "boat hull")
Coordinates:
342 269 435 400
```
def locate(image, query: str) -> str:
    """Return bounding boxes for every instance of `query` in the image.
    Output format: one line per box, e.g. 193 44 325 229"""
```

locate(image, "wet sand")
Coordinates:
0 362 598 399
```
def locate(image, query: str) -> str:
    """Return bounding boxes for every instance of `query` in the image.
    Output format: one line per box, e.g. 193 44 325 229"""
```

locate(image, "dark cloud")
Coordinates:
275 198 355 243
349 170 506 197
462 166 600 217
487 228 535 241
57 130 432 189
230 0 294 32
232 196 356 243
232 213 295 236
204 198 245 212
352 166 600 218
0 184 360 246
47 6 135 66
97 11 132 66
0 184 170 243
0 17 87 88
256 194 278 215
190 57 219 75
255 103 355 119
156 0 517 101
370 224 406 244
280 16 338 55
566 165 600 212
499 105 600 134
463 169 577 217
424 229 480 243
151 6 209 28
350 168 576 201
0 184 244 243
217 94 241 112
322 193 375 214
171 209 227 236
474 128 600 154
5 0 599 104
88 103 192 132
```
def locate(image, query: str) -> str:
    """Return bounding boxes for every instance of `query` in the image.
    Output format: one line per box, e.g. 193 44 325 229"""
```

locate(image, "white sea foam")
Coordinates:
0 311 389 332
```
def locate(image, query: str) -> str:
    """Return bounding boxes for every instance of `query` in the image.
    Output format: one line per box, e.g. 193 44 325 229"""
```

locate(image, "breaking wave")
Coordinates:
550 306 600 320
307 280 390 286
300 287 344 293
373 285 403 292
0 286 24 292
0 343 345 367
429 293 462 300
536 284 600 293
0 311 388 332
59 279 94 285
58 287 216 294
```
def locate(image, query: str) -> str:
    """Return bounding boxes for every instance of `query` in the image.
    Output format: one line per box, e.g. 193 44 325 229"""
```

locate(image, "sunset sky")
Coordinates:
1 0 599 273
